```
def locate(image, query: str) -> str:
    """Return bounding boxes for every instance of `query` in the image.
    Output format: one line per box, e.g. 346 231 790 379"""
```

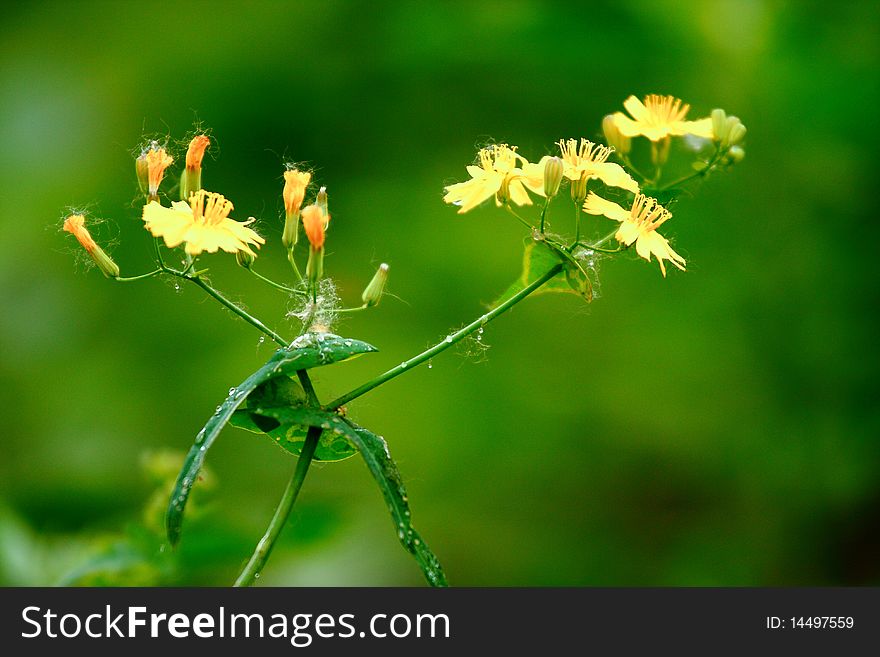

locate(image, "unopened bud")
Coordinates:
180 135 210 201
602 114 631 155
63 214 120 278
726 145 745 164
570 172 589 204
543 157 564 198
235 249 254 269
361 263 389 307
136 154 149 196
301 204 327 250
727 122 746 146
711 109 728 143
141 143 173 201
316 186 328 217
282 169 311 249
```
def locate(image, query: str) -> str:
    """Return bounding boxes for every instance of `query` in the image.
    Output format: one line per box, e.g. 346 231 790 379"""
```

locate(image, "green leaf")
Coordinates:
274 332 378 375
495 240 592 305
252 406 448 587
228 375 358 462
166 332 378 547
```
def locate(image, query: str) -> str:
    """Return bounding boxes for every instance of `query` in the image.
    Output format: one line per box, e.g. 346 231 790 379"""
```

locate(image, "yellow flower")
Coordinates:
443 144 541 213
611 94 713 142
142 190 265 257
583 192 686 276
550 139 638 193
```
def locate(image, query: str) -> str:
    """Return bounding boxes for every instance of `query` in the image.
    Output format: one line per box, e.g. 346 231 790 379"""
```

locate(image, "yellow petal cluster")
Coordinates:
142 189 265 257
612 95 712 142
583 192 685 276
552 139 638 192
443 144 543 214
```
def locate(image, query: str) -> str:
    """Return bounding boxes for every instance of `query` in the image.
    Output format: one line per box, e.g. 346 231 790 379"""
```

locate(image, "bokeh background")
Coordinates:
1 0 878 586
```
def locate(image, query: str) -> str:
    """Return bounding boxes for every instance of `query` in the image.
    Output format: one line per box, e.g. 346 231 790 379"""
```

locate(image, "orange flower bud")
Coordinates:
301 204 328 250
144 144 173 199
283 169 311 218
63 214 119 278
185 135 210 171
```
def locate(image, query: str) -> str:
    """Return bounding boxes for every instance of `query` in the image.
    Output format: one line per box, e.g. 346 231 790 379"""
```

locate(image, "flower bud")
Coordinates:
142 142 173 202
602 114 631 155
726 145 745 164
727 122 747 146
282 169 311 249
135 154 149 197
570 172 589 204
542 156 564 199
361 263 389 307
63 214 120 278
301 204 327 250
235 249 254 269
711 109 728 143
180 135 210 201
316 186 329 217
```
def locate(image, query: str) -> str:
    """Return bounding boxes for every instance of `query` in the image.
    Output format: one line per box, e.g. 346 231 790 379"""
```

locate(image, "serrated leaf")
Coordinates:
166 332 378 547
254 406 448 587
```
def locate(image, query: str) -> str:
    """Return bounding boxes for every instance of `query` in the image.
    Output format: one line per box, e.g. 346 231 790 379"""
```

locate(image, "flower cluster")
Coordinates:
443 94 746 276
62 132 388 316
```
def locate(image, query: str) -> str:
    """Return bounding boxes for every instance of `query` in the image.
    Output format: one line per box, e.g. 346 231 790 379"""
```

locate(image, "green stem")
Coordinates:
114 269 162 282
657 147 724 191
296 369 320 405
248 267 304 296
233 426 321 587
656 167 709 191
591 228 619 249
287 248 304 282
326 262 563 410
574 243 623 254
152 237 167 270
336 304 368 314
621 155 650 184
574 203 582 245
504 205 535 232
539 197 550 233
189 276 288 347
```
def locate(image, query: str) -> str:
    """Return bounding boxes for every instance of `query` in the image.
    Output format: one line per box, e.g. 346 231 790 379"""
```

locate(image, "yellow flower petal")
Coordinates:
444 144 537 213
616 220 641 246
622 95 650 122
591 162 638 193
582 192 630 222
612 94 711 141
141 191 264 257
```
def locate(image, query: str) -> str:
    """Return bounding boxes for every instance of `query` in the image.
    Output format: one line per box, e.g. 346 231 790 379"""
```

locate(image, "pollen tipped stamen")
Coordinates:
645 94 691 125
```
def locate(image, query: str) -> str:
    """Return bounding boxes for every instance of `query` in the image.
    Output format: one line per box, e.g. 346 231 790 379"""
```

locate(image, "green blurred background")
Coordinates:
1 0 878 586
